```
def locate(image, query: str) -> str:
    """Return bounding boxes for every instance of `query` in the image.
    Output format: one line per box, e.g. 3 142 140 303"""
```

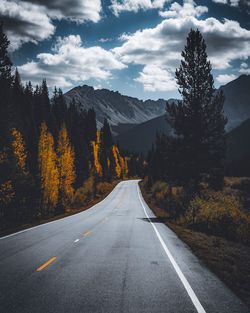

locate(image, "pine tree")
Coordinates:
57 124 75 211
38 123 59 216
166 29 227 190
0 22 13 150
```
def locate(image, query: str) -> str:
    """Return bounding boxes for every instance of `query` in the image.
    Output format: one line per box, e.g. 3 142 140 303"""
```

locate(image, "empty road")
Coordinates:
0 180 249 313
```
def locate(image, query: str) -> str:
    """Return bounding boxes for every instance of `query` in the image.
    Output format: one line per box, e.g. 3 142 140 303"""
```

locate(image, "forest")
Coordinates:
0 23 143 232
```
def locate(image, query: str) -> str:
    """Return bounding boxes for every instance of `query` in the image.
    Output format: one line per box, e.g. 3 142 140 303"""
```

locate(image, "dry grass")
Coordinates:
140 180 250 307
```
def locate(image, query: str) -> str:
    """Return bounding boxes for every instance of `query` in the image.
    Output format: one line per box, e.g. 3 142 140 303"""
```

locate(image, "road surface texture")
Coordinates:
0 180 249 313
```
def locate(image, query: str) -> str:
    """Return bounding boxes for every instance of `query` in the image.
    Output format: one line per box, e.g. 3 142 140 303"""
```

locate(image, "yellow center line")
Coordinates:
83 230 92 237
36 256 57 272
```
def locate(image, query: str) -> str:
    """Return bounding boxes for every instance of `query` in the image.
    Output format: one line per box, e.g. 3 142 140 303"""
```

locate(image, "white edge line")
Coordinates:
0 181 124 240
137 183 206 313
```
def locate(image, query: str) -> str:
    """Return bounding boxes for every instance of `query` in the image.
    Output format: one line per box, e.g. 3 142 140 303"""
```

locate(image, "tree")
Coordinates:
112 144 122 178
38 123 59 216
166 29 227 190
91 130 102 177
0 22 13 150
11 128 38 222
57 124 75 211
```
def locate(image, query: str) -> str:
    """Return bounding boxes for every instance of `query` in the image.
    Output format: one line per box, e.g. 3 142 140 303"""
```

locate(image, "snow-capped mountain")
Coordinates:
64 85 170 129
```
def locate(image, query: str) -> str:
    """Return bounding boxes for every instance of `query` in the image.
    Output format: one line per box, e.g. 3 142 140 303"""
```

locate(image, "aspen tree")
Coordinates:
57 124 75 209
38 123 59 215
91 130 102 177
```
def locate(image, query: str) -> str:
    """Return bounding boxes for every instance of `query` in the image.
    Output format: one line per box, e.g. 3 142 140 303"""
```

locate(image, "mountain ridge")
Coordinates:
64 85 175 128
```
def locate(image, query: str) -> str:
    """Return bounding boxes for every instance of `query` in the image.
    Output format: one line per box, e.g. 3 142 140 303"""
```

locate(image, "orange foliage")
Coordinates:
112 144 122 178
11 128 27 174
38 123 59 213
91 130 102 177
57 124 76 208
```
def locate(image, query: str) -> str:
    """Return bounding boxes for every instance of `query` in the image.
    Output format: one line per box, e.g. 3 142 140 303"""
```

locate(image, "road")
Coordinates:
0 180 249 313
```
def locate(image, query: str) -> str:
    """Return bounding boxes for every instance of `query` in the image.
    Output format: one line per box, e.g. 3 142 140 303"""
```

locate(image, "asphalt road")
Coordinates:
0 180 249 313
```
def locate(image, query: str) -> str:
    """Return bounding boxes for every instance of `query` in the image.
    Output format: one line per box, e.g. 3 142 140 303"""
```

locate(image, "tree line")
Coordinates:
0 23 138 230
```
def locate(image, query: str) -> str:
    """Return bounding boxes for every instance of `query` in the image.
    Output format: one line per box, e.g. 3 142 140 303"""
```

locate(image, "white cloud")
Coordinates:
216 74 237 84
135 65 177 91
0 0 55 51
112 0 250 91
26 0 102 23
212 0 227 4
239 62 250 74
160 0 208 18
18 35 126 88
0 0 102 50
110 0 169 16
212 0 241 6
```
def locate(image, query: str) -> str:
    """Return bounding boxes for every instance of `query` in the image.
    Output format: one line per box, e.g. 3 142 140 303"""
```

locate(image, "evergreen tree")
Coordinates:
166 29 227 190
0 22 13 150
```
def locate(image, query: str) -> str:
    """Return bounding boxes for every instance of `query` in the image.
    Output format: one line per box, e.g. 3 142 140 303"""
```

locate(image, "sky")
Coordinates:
1 0 250 100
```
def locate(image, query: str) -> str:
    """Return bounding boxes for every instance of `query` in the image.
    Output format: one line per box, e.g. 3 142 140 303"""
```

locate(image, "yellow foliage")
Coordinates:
0 180 15 207
112 144 121 178
74 175 94 207
91 130 102 177
96 181 112 195
38 123 59 213
57 125 75 208
186 190 250 242
11 128 27 174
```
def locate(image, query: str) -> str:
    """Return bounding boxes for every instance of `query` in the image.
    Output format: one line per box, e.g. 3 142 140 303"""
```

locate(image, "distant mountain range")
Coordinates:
64 75 250 159
64 85 170 130
116 75 250 154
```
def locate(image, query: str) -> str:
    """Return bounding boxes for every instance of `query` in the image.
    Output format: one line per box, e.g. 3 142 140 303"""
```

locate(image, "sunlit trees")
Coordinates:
57 124 75 211
38 123 59 216
11 128 27 174
92 130 102 177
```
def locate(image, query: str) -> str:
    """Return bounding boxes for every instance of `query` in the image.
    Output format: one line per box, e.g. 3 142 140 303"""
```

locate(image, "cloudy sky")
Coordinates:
1 0 250 99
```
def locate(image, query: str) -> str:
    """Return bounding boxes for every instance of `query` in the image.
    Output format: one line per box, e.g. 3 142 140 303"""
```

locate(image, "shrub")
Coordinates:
73 176 94 207
186 190 250 243
96 182 112 196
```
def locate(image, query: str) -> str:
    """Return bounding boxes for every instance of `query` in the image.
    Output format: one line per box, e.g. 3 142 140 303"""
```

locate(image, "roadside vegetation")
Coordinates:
141 29 250 306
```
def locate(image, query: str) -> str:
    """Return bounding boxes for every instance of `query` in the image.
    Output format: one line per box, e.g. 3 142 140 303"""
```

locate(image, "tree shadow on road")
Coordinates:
138 217 168 223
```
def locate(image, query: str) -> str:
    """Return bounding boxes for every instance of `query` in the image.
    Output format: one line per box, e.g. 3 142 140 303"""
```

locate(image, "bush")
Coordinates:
150 181 185 219
73 176 94 207
186 190 250 243
96 182 112 196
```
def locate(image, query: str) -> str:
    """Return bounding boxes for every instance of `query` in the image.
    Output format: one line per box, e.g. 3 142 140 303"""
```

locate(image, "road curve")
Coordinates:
0 180 249 313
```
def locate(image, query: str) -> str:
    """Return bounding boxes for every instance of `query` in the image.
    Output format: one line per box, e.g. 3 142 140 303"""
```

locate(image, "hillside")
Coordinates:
116 114 172 155
226 118 250 176
220 74 250 130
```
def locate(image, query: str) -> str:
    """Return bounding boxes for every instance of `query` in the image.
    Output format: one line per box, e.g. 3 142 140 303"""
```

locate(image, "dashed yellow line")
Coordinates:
83 230 92 237
36 256 57 272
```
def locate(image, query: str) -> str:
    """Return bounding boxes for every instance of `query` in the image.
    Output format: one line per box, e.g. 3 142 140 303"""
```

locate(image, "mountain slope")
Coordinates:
220 74 250 130
226 118 250 176
64 85 168 128
116 114 172 155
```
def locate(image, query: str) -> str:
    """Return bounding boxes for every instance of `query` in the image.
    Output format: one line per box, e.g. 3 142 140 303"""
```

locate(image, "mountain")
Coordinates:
116 114 172 155
226 118 250 176
64 85 169 129
220 74 250 130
